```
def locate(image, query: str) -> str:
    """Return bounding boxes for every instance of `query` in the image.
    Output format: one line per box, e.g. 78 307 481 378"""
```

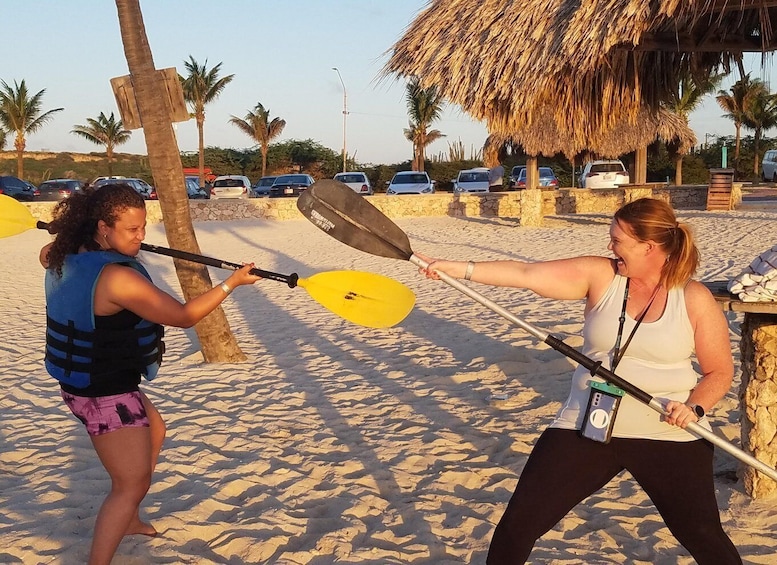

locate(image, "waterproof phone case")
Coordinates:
579 381 625 444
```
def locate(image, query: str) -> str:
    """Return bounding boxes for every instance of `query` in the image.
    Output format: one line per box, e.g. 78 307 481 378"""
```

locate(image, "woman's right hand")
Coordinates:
416 252 463 281
224 263 263 289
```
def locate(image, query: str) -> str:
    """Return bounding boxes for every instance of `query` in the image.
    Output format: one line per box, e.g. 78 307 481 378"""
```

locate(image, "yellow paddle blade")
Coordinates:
0 194 41 238
298 270 415 328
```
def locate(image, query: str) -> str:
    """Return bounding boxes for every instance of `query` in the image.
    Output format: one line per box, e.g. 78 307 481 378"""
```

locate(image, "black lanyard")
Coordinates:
612 278 660 370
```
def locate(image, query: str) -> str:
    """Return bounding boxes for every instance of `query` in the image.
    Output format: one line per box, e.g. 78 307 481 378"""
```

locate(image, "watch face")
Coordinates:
693 404 705 418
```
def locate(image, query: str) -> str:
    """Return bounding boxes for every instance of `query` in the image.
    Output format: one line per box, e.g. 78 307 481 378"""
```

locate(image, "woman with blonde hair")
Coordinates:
421 198 741 564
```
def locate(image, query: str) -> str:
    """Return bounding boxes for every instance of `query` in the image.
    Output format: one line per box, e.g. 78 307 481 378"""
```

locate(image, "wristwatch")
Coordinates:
689 404 705 418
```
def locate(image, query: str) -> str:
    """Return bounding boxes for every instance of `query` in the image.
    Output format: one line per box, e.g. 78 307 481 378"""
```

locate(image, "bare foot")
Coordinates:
125 517 157 537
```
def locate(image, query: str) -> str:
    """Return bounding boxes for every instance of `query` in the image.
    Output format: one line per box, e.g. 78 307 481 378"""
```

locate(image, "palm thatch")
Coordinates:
482 106 697 163
385 0 776 148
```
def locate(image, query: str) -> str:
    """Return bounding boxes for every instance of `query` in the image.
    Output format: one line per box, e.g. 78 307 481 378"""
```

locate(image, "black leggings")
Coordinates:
486 428 741 565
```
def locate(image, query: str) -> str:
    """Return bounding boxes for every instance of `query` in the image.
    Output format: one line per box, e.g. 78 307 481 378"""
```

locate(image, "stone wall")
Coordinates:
25 184 717 226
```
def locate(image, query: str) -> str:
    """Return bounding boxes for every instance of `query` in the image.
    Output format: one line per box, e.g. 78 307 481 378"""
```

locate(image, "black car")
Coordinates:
37 179 86 201
0 175 38 201
185 177 209 199
268 174 314 198
252 176 276 197
508 166 525 190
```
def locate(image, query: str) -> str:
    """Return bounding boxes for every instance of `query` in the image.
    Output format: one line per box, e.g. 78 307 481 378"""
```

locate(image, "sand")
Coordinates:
1 205 776 564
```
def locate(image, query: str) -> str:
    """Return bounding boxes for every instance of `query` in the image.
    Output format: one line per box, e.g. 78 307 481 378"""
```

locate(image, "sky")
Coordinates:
2 1 776 166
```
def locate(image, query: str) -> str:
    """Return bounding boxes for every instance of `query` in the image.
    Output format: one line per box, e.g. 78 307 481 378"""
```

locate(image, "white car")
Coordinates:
211 175 251 199
333 172 373 195
453 168 490 193
386 171 434 195
579 160 629 189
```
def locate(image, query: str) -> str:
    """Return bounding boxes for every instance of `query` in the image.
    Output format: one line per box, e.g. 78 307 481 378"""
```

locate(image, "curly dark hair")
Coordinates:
47 184 146 276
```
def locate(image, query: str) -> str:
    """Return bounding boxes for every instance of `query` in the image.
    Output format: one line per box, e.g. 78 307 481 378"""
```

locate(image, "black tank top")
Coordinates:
60 309 143 397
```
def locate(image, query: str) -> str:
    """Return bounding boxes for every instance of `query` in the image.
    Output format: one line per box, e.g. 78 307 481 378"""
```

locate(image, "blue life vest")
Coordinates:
45 251 164 389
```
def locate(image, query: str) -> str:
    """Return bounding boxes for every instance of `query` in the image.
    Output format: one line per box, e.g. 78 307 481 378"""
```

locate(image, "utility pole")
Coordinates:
332 67 347 173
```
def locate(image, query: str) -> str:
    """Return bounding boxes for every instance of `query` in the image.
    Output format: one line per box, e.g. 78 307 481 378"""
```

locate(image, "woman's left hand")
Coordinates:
664 400 700 428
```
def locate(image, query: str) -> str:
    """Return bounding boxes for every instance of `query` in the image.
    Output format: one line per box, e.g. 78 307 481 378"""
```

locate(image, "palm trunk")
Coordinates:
115 0 246 362
107 146 114 176
14 135 24 179
261 144 267 178
754 128 762 176
197 113 206 188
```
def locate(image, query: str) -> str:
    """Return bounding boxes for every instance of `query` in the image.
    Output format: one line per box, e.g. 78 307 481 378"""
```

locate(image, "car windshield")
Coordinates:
336 174 365 183
258 177 276 186
274 175 309 184
590 163 625 173
458 172 489 182
538 168 555 177
393 173 428 184
214 178 246 187
511 167 524 176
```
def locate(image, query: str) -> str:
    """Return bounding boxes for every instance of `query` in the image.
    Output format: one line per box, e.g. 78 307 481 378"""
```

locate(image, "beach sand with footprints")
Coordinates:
2 203 777 564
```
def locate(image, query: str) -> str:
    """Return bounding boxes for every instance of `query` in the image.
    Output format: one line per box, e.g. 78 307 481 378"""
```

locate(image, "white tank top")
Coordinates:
550 274 709 441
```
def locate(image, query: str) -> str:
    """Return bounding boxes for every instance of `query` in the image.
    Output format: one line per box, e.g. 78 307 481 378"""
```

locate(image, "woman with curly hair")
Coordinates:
40 183 261 565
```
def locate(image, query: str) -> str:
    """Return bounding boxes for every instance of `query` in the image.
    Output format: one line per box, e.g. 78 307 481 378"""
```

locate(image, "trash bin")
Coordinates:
707 168 734 211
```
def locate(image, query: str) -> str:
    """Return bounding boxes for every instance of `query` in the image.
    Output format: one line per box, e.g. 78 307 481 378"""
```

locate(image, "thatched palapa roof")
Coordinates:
385 0 776 150
483 106 697 162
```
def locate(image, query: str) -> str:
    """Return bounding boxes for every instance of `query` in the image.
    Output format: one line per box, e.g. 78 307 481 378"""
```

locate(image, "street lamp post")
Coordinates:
332 67 347 173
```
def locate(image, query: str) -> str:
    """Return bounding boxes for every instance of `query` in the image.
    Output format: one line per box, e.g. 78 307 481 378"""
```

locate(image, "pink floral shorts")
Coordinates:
61 390 149 436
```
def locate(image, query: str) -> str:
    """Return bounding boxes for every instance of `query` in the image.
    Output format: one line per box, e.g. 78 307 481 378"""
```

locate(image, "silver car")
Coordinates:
211 175 251 199
333 172 373 195
386 171 433 195
453 168 490 193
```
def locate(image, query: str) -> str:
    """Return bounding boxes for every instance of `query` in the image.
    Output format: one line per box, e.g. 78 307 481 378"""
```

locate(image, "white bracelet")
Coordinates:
464 261 475 281
220 282 232 295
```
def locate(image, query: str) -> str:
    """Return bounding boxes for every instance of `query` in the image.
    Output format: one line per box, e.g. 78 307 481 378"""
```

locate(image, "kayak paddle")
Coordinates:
296 179 777 482
0 194 415 329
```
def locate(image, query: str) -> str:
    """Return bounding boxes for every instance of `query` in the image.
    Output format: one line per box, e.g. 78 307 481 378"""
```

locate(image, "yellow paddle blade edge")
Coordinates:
298 270 415 328
0 194 40 238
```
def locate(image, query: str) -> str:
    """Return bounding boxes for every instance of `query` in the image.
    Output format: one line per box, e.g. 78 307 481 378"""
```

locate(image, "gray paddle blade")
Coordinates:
297 180 413 261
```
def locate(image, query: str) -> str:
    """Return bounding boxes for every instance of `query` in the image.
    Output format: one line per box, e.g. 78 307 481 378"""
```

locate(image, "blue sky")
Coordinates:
2 1 775 165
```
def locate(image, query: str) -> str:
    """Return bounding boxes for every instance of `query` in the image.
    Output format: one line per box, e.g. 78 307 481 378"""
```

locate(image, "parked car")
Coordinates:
333 171 373 195
211 175 251 199
269 174 314 198
386 171 434 195
93 175 126 184
512 167 560 189
37 179 86 201
578 160 629 189
508 166 525 190
185 177 209 199
93 177 155 200
0 175 39 201
252 176 277 197
452 168 490 193
762 149 777 182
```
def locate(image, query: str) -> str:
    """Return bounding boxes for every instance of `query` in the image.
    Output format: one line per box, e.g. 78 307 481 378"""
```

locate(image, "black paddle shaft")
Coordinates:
139 244 299 287
36 220 298 287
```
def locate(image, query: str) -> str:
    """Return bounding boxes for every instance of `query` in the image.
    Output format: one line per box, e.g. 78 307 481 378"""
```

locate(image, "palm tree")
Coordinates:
180 56 234 188
0 128 6 152
115 0 246 362
741 86 777 176
228 103 286 177
664 73 724 185
403 76 445 172
0 79 63 179
717 74 762 170
71 112 132 176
